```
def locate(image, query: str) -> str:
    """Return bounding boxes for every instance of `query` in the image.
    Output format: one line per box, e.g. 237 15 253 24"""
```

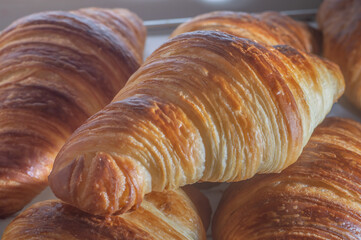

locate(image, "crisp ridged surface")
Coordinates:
318 0 361 109
2 188 207 240
213 117 361 240
0 8 145 217
171 11 320 53
49 31 344 216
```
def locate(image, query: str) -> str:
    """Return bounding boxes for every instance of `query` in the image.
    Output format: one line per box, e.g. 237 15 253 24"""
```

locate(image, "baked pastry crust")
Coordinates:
172 11 320 53
49 31 344 216
3 188 207 240
318 0 361 109
213 117 361 239
0 8 145 217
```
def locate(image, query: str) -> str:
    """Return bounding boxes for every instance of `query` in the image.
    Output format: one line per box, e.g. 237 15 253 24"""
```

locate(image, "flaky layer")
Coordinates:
50 31 344 216
318 0 361 109
213 117 361 240
0 8 145 217
3 188 207 240
171 11 320 53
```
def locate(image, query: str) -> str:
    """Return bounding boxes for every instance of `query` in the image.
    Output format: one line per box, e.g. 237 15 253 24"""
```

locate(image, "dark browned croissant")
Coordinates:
0 8 145 217
49 30 344 216
318 0 361 109
2 187 209 239
213 117 361 240
171 11 320 53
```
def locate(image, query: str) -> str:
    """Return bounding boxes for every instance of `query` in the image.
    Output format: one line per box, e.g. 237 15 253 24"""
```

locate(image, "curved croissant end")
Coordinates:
49 31 344 216
0 8 145 217
213 117 361 240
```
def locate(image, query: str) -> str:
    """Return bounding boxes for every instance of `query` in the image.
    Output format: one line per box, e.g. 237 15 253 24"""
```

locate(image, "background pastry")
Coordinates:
213 117 361 239
0 8 145 217
3 187 209 240
171 11 320 53
318 0 361 109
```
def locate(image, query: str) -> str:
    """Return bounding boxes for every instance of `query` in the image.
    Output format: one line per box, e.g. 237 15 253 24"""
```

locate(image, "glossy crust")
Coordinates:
2 188 207 240
0 8 145 217
318 0 361 109
213 117 361 240
171 11 320 53
49 31 344 216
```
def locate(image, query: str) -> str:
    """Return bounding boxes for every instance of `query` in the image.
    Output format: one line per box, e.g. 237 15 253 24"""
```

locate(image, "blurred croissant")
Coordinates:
2 187 209 240
49 30 344 216
171 11 320 53
318 0 361 109
0 8 145 217
213 117 361 239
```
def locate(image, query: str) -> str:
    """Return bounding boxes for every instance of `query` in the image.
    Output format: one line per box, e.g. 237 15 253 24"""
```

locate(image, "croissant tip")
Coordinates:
50 152 145 216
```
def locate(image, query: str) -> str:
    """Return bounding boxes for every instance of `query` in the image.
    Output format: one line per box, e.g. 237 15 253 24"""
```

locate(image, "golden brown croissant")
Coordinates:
49 30 344 216
0 8 145 217
318 0 361 109
171 11 320 53
213 117 361 240
2 187 208 240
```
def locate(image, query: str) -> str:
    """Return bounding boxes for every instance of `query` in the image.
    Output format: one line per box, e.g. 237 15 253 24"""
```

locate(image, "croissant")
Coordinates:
49 30 344 216
213 117 361 239
171 11 320 53
317 0 361 109
2 187 209 240
0 8 145 217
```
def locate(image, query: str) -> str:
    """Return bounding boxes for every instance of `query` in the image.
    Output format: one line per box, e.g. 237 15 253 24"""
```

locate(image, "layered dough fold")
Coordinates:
0 8 145 217
3 188 208 240
50 31 344 216
213 117 361 239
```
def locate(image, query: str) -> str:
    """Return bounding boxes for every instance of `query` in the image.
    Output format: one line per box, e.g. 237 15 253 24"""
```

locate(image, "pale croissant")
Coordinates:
318 0 361 109
49 31 344 216
3 187 209 240
213 117 361 239
171 11 320 53
0 8 145 217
